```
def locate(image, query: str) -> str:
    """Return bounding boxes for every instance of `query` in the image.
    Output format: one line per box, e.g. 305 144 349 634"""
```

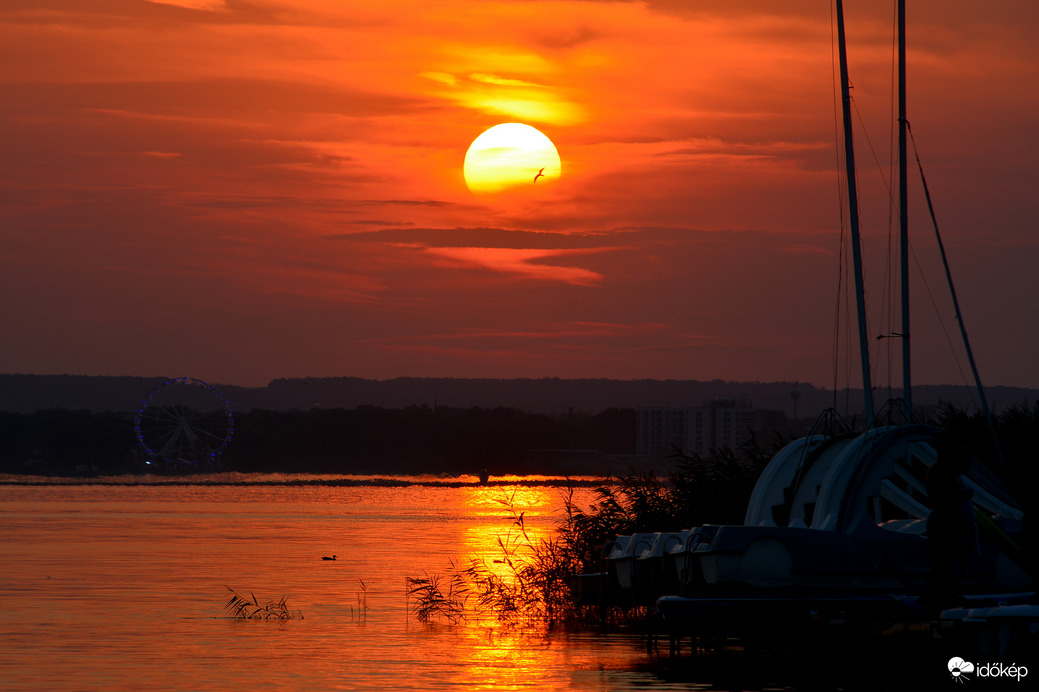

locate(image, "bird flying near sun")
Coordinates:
463 123 561 194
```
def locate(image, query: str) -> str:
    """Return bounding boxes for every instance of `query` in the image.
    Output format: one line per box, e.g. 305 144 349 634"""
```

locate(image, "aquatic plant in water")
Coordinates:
406 488 585 628
405 571 467 624
406 444 778 628
351 578 368 622
224 586 303 620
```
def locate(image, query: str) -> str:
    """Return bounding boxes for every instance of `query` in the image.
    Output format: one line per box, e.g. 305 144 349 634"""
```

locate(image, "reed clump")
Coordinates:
406 441 777 628
406 488 585 628
406 571 467 624
224 586 303 620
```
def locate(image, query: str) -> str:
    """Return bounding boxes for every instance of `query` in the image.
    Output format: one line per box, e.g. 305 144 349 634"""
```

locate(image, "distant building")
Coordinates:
636 399 759 457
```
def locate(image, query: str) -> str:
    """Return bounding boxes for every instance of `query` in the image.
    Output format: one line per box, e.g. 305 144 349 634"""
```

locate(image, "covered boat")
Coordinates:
586 1 1037 661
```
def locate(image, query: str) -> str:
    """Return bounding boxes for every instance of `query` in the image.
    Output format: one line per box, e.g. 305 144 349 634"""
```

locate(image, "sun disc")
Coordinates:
463 123 561 194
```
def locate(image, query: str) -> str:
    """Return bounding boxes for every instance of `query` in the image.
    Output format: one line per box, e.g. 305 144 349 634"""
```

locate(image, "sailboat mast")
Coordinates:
835 0 875 427
898 0 911 412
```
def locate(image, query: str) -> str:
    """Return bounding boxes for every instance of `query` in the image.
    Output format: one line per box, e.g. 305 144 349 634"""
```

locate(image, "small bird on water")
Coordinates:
322 555 337 561
533 167 545 183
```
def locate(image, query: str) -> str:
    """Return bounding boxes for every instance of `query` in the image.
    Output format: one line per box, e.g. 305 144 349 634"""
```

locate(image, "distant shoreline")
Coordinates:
0 474 609 488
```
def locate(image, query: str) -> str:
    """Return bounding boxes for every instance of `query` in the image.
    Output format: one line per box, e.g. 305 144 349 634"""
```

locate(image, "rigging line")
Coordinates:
845 268 854 417
907 122 1004 466
851 101 899 212
884 220 895 399
832 228 845 409
907 241 977 407
850 99 915 402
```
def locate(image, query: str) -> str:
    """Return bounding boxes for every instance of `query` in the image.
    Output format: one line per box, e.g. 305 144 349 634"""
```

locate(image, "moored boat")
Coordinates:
581 1 1037 660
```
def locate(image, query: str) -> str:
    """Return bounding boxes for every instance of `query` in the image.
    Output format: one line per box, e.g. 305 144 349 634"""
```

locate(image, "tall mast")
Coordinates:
836 0 875 427
898 0 911 412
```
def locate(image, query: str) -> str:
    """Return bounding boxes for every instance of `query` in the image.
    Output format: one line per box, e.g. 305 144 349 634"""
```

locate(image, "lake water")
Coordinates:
0 477 730 691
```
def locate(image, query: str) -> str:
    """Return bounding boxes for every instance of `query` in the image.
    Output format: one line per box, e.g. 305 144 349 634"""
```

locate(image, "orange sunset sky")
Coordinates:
2 0 1038 392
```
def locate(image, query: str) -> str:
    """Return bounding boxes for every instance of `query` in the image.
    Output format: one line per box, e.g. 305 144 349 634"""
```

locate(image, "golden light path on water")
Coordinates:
459 484 561 581
418 482 615 692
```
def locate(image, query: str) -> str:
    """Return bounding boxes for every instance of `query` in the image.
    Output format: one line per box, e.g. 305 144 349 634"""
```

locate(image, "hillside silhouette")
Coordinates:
2 374 1034 418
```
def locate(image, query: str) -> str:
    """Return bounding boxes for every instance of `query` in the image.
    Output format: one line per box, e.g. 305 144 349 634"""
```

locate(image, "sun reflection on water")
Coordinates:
453 485 567 595
459 484 563 517
452 628 563 690
460 485 562 559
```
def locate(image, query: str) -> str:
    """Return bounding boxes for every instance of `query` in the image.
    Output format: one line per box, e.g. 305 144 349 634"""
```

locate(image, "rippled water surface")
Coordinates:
0 480 706 691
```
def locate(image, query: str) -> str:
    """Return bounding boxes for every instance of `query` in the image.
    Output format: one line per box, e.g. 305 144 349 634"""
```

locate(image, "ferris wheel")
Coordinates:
134 377 234 472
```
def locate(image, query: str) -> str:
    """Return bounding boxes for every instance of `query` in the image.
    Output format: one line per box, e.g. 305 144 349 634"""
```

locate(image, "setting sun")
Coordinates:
463 123 561 194
2 0 1036 392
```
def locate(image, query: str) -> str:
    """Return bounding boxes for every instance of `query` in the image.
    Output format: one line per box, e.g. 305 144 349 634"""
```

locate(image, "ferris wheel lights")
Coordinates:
134 377 233 473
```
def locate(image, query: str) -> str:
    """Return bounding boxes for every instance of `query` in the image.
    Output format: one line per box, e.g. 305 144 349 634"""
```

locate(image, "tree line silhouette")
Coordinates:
0 405 637 477
1 403 1035 490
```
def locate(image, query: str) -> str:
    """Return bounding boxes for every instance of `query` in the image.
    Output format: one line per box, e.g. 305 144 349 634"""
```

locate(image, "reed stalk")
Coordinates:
351 578 369 622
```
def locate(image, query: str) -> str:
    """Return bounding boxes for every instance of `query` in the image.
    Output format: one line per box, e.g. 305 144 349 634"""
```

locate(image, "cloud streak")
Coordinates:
418 246 606 285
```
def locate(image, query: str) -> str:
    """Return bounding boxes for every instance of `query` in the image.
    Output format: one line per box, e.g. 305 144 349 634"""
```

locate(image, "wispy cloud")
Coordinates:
419 246 604 285
468 73 544 88
146 0 229 11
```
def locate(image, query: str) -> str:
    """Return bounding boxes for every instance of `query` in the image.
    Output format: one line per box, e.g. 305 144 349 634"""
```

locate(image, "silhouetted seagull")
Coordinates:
533 167 545 183
322 555 337 561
